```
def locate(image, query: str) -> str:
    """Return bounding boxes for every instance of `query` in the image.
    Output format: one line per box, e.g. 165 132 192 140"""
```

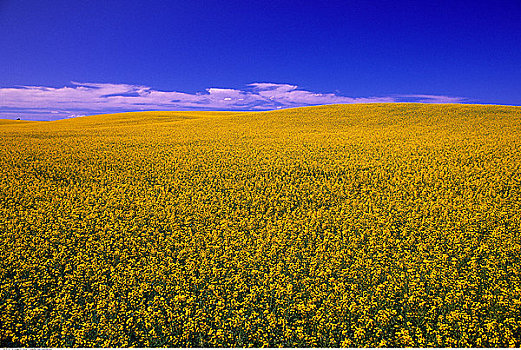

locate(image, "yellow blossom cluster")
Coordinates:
1 103 520 347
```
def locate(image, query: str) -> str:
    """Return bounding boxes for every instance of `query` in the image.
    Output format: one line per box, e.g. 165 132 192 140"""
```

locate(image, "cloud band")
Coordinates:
0 82 467 120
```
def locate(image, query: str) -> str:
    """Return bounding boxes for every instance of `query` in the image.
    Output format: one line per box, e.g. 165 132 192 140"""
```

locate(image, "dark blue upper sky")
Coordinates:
1 0 520 118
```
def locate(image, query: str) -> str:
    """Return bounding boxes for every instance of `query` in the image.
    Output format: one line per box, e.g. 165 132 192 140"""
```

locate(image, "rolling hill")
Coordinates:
1 103 520 347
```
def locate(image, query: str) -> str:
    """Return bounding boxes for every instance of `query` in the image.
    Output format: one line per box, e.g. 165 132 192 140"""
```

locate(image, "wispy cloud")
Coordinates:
393 94 468 104
0 82 468 120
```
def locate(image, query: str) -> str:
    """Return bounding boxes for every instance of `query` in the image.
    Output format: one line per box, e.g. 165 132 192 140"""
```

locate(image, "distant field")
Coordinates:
1 103 520 347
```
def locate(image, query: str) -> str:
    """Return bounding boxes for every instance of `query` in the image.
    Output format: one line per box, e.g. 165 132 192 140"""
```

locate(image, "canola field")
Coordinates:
1 103 521 347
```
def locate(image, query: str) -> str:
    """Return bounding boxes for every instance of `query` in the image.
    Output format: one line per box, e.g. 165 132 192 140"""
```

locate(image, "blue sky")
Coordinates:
1 0 520 120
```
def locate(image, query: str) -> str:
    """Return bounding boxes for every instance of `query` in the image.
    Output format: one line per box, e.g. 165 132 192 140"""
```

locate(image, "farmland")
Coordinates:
1 103 520 347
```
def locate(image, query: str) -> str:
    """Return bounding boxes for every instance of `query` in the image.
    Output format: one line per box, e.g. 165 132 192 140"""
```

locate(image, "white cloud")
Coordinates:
0 81 467 120
250 83 298 92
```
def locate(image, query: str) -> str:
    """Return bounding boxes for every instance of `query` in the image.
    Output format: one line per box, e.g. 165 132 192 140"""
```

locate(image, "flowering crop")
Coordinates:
1 104 520 347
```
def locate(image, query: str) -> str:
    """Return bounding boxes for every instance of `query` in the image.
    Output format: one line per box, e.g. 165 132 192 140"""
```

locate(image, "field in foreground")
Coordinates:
1 103 520 347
